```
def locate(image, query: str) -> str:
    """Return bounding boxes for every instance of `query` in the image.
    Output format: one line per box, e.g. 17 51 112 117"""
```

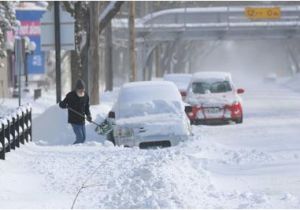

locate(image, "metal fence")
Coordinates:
0 105 32 160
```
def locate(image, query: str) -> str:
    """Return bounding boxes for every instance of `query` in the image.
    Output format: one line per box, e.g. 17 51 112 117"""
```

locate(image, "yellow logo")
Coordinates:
245 7 281 20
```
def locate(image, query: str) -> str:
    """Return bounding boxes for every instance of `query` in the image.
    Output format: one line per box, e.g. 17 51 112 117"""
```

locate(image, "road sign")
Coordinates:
245 7 281 20
40 6 75 51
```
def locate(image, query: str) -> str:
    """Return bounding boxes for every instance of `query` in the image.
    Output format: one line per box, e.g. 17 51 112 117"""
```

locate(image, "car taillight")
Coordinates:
226 102 242 116
231 102 240 110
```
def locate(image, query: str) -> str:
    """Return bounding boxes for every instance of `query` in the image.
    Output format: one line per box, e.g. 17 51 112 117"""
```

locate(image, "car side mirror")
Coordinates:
185 106 193 114
237 88 245 94
108 111 115 119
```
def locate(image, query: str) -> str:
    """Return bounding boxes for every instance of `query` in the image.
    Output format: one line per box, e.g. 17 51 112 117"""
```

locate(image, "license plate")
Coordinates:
205 108 221 114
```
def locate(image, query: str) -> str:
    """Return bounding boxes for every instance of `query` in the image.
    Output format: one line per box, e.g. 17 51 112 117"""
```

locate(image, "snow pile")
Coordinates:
33 103 112 146
73 147 213 208
0 105 13 117
117 81 182 119
32 105 74 145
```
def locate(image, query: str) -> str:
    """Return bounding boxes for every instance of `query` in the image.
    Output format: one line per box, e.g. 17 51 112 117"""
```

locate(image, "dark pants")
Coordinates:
71 123 86 144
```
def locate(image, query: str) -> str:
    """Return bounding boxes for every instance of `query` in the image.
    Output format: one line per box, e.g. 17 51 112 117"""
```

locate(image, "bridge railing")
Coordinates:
113 5 300 34
0 105 32 160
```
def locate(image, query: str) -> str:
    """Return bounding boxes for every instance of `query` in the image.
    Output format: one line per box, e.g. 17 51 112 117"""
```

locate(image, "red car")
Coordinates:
185 72 244 124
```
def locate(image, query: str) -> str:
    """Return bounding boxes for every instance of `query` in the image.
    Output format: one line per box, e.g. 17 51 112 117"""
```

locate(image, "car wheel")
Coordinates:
235 116 243 124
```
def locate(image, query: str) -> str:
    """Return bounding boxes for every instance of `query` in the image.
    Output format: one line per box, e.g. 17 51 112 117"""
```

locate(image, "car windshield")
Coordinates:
192 80 232 94
118 100 182 119
116 83 183 119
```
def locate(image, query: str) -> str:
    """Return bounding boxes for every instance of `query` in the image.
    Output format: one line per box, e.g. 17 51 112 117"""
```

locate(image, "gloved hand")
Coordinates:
86 115 92 122
58 101 68 109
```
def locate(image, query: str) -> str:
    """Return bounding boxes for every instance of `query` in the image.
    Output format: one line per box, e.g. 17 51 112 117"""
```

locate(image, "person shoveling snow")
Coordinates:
59 79 92 144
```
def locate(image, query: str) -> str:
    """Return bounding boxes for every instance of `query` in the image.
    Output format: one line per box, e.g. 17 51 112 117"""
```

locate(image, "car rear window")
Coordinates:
192 80 232 94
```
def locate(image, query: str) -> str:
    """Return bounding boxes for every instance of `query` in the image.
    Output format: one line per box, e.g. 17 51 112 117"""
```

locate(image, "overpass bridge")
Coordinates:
112 5 300 80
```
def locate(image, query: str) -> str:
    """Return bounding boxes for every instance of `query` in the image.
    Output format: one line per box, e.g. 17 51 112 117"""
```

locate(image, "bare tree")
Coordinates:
64 2 124 104
88 2 100 105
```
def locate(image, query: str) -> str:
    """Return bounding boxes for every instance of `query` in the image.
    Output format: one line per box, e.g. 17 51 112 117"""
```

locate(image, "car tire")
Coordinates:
235 116 243 124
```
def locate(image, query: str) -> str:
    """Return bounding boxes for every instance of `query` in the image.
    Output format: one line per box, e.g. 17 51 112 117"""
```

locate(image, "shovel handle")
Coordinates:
67 106 101 127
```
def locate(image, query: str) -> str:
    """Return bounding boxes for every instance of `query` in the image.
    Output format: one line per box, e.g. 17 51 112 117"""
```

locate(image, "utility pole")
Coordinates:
54 1 61 103
105 20 113 91
88 1 100 105
129 1 136 82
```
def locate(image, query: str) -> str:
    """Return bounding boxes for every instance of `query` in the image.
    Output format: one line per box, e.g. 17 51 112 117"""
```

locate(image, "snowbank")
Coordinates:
33 104 112 146
33 105 74 145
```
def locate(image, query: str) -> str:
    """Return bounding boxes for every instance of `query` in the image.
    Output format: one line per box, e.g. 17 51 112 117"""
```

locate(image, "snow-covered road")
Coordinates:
1 79 300 208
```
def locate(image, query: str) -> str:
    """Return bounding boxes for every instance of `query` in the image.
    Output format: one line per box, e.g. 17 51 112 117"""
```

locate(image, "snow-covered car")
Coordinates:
106 81 192 148
185 72 245 124
163 73 192 100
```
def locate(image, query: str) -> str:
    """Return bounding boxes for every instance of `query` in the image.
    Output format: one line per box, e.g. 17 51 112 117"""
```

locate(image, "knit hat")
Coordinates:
75 79 85 90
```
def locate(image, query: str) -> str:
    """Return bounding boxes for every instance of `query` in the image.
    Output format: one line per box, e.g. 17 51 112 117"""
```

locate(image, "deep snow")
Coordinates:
1 75 300 208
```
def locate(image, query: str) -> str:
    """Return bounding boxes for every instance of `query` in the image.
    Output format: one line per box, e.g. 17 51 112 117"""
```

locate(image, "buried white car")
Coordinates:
104 81 192 149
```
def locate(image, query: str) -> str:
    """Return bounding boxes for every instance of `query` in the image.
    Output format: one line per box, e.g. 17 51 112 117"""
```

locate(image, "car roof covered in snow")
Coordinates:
119 81 182 102
192 71 232 82
163 73 192 79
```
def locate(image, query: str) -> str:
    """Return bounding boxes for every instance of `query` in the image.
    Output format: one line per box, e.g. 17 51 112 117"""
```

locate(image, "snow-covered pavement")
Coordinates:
1 78 300 208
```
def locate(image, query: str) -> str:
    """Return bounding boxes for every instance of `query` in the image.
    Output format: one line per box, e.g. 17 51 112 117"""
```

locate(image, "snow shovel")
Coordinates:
67 106 113 135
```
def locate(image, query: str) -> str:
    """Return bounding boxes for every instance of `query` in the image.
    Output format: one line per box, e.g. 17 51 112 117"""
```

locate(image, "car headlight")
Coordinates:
114 126 134 138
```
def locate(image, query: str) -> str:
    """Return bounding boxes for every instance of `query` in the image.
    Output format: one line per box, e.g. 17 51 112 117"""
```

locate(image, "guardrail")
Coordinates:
0 105 32 160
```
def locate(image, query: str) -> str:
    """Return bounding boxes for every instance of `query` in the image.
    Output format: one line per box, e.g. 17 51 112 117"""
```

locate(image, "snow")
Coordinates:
116 114 189 137
116 81 183 119
192 71 232 83
1 75 300 208
15 2 47 11
120 81 182 102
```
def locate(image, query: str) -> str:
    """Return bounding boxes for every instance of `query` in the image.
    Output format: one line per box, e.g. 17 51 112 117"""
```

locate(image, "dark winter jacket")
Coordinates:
59 91 91 124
